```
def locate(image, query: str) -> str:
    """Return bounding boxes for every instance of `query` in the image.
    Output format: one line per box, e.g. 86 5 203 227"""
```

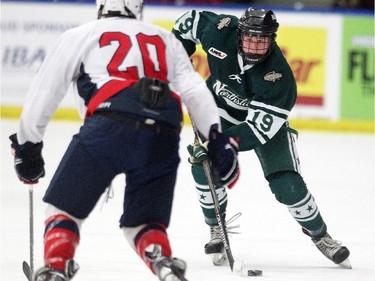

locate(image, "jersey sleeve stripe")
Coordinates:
245 120 269 144
250 100 290 118
192 10 201 43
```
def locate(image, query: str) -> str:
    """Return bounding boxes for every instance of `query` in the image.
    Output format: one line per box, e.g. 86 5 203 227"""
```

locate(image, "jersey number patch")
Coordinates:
99 32 168 81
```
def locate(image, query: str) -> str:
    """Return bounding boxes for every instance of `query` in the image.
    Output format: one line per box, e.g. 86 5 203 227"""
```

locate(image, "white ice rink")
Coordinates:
1 119 374 281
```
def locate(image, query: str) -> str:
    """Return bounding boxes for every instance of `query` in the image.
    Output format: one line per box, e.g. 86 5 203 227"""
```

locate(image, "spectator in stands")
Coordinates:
332 0 374 9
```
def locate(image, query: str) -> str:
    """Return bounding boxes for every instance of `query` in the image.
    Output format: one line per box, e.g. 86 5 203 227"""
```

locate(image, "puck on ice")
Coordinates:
248 270 263 276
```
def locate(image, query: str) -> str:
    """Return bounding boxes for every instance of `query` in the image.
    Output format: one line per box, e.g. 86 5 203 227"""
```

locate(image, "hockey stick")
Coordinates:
190 122 235 272
22 184 34 281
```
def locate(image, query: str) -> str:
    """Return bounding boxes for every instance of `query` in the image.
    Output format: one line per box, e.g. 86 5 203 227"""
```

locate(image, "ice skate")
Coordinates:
205 213 241 266
303 229 351 269
145 244 188 281
34 260 79 281
205 225 227 265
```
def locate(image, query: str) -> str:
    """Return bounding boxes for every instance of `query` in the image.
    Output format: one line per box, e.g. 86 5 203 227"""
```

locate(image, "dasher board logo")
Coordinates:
264 70 282 82
208 47 227 59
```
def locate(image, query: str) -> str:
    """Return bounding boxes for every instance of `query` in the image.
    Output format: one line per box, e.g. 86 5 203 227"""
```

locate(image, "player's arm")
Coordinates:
172 10 202 56
169 32 219 138
10 28 83 184
225 100 292 151
170 34 239 186
17 28 84 145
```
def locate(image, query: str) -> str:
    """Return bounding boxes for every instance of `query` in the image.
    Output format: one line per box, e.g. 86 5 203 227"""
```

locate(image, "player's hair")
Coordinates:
96 0 144 19
237 7 279 64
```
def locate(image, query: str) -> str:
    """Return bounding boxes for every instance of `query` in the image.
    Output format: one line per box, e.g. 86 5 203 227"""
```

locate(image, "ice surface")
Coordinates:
1 120 374 281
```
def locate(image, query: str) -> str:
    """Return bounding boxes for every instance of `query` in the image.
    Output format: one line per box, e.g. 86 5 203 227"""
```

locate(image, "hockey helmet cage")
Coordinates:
97 0 143 19
237 7 279 64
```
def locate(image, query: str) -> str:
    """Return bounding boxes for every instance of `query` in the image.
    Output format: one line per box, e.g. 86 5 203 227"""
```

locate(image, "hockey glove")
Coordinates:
9 133 45 184
187 140 208 165
207 125 239 189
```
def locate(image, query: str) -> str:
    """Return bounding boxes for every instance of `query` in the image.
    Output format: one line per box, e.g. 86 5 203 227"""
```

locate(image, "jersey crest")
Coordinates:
264 71 282 83
217 17 231 30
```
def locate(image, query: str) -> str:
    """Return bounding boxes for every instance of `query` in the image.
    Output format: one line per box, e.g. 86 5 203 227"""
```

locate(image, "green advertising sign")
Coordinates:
341 16 374 121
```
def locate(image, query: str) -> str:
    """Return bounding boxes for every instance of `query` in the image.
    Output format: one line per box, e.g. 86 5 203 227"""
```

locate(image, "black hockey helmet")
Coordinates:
237 7 279 64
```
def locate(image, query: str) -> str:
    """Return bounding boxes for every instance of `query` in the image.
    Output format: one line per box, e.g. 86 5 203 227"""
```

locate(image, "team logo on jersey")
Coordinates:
213 80 250 109
208 47 227 59
217 17 231 30
264 71 282 82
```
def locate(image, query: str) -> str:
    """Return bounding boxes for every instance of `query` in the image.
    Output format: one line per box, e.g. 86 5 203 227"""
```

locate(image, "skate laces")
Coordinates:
211 212 242 240
226 212 242 235
315 235 342 247
314 234 342 256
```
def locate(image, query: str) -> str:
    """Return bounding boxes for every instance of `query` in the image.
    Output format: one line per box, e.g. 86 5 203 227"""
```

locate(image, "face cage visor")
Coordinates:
237 32 276 64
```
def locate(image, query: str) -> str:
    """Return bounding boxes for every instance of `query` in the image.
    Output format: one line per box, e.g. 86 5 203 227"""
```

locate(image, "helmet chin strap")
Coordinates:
97 4 104 19
124 6 136 19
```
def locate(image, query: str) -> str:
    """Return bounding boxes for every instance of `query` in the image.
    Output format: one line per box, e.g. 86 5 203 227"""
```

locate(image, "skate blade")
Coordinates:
339 258 352 269
208 253 228 266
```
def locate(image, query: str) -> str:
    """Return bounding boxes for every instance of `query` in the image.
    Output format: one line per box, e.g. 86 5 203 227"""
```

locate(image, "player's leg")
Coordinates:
34 205 81 281
190 118 238 266
256 122 350 267
35 116 122 280
121 131 187 280
191 163 229 265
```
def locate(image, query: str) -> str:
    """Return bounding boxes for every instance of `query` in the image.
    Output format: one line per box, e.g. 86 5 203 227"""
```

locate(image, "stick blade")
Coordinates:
22 261 32 280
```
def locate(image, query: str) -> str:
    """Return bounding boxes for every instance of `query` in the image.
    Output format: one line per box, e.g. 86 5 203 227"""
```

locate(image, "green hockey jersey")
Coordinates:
173 10 297 151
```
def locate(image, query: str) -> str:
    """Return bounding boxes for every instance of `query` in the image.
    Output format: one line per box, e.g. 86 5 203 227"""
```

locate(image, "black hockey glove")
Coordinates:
9 134 45 184
207 124 240 189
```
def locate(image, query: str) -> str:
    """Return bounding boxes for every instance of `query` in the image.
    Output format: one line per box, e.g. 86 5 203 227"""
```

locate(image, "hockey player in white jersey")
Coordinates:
9 0 240 280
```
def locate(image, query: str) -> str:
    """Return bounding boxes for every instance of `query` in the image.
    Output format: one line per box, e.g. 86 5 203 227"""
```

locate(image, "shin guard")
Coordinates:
268 171 326 236
192 164 228 225
134 224 171 273
43 214 80 271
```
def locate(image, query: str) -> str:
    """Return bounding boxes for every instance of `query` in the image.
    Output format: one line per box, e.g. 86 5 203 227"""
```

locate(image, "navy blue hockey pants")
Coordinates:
43 114 180 227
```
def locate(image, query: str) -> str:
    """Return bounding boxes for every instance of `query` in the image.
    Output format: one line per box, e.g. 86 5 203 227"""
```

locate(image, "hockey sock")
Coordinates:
44 214 80 271
192 163 228 226
134 223 171 273
268 171 327 237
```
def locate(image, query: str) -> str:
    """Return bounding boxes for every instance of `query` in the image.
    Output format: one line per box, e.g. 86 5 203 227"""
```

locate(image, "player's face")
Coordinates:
241 35 270 55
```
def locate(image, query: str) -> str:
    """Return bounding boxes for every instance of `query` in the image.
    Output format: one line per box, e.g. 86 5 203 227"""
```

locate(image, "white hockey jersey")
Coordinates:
17 17 220 144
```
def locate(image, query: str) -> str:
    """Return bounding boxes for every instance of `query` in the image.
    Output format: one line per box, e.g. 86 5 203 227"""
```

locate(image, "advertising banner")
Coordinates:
1 2 96 106
2 2 371 130
340 16 374 121
277 27 326 107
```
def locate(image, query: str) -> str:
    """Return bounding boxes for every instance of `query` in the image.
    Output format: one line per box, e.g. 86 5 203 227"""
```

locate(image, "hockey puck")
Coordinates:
248 270 263 276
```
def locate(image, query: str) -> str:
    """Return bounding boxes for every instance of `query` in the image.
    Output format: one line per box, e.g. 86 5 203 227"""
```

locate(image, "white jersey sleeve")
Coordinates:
17 24 90 144
166 32 220 139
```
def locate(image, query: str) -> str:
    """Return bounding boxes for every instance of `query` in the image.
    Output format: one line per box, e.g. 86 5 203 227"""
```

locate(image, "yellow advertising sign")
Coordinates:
278 27 327 106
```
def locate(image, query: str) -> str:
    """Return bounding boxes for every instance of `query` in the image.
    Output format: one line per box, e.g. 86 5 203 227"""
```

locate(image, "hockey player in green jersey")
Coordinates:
172 7 352 268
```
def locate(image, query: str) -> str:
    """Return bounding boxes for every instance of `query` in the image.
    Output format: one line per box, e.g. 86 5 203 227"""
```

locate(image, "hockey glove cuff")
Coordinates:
9 133 45 184
207 124 240 189
187 140 208 165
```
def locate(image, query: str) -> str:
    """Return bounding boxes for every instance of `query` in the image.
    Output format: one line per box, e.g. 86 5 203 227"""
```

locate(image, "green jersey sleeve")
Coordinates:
172 10 200 56
172 10 237 56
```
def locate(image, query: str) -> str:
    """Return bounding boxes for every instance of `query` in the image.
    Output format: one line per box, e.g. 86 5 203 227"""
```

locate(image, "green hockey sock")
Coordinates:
192 164 227 226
